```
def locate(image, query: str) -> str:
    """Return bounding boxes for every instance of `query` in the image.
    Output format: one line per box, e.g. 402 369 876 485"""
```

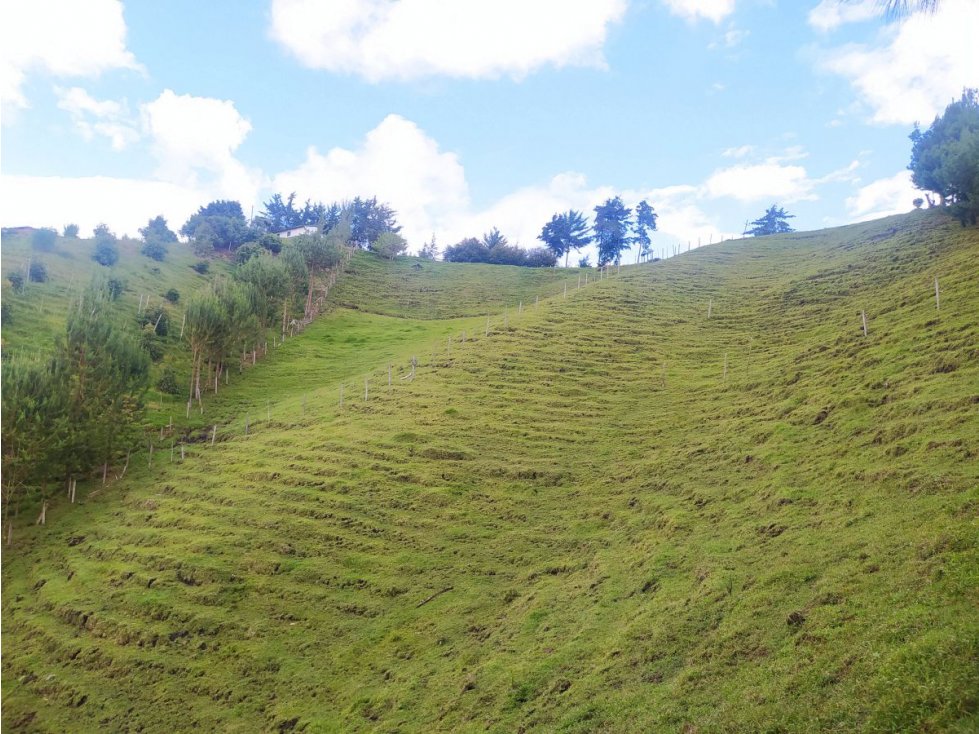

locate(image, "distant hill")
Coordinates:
2 210 977 732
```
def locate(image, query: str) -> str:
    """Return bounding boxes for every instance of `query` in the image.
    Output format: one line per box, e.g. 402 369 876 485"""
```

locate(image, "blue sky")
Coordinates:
2 0 977 261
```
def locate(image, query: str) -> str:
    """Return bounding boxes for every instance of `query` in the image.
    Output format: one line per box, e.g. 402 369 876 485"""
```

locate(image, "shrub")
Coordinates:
28 261 48 282
164 288 180 304
8 272 24 293
141 330 165 362
234 242 263 265
156 366 181 395
93 240 118 266
1 303 10 324
524 247 558 267
370 231 409 259
140 304 170 337
32 228 57 251
578 255 591 268
107 277 125 300
258 233 282 254
140 240 168 261
63 223 80 238
192 260 210 274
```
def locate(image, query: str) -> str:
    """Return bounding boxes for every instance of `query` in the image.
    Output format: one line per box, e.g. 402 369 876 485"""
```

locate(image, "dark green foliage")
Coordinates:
31 228 57 251
139 215 177 260
257 232 282 254
139 304 170 337
62 223 79 238
156 366 181 395
1 284 149 516
747 204 796 236
578 255 591 267
258 192 327 232
523 247 558 267
349 196 400 249
539 210 591 267
234 254 290 329
909 88 979 225
141 331 165 362
370 231 408 259
180 200 252 252
8 272 24 292
0 303 9 324
92 224 119 266
234 242 264 265
28 261 47 283
593 196 632 266
106 277 125 300
443 237 487 263
164 288 180 304
140 240 168 261
633 200 658 262
192 260 210 274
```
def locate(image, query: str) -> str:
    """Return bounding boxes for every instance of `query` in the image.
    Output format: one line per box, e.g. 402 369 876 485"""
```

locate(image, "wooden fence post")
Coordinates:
861 310 868 337
935 276 940 312
364 377 369 401
708 298 713 319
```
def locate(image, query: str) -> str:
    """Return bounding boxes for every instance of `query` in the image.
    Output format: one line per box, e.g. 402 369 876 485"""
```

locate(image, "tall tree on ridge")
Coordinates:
593 196 632 266
539 210 591 268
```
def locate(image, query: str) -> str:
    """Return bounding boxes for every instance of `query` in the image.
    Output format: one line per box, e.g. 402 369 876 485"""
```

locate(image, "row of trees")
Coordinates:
2 283 150 529
442 228 557 266
536 198 658 267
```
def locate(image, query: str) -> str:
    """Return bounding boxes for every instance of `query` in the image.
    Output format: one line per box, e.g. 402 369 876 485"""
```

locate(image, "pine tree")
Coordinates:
593 197 632 266
747 204 795 236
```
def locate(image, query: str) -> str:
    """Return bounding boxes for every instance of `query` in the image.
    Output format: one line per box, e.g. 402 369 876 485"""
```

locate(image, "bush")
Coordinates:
140 304 170 337
140 240 168 261
258 233 282 254
141 330 165 362
29 261 48 282
63 223 79 238
93 240 118 266
192 260 210 274
524 247 558 267
1 303 10 324
234 242 263 265
164 288 180 304
8 272 24 293
156 366 181 394
370 231 409 259
578 256 591 268
32 228 57 251
107 277 125 300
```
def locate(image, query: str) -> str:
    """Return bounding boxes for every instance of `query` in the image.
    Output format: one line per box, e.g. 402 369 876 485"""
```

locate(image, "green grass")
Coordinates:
2 211 978 732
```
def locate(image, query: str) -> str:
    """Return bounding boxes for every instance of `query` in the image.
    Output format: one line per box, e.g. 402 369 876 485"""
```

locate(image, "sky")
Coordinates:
1 0 977 262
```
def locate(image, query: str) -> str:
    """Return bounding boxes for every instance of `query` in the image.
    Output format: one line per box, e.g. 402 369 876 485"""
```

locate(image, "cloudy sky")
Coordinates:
2 0 977 260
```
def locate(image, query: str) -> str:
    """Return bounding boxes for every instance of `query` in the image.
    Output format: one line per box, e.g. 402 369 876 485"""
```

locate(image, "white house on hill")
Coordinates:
275 224 319 238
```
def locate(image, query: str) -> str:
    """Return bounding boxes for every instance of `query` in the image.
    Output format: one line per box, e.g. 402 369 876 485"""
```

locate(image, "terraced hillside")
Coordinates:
3 211 978 732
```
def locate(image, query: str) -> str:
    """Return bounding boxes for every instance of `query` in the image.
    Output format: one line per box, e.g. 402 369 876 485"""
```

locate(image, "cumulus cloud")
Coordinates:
661 0 736 23
141 89 264 206
55 86 139 150
269 0 627 81
818 0 979 125
1 0 139 115
845 170 918 221
273 114 469 244
0 175 207 238
704 162 816 203
3 89 265 235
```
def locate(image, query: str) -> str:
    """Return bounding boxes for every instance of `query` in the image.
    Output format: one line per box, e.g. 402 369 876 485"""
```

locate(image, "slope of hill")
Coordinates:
2 211 977 732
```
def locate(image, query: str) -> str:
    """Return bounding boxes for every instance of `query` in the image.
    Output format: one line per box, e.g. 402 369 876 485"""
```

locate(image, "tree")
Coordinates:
633 201 658 263
349 197 401 248
909 88 979 225
63 223 79 238
418 235 439 260
443 237 488 263
371 231 408 259
747 204 796 236
92 224 119 266
538 210 591 268
524 247 558 267
32 228 57 251
593 197 632 266
180 200 252 252
234 255 289 330
139 215 177 261
578 255 591 268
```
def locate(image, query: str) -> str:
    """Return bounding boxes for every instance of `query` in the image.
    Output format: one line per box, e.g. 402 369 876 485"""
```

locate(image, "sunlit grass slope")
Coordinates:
3 211 978 732
330 250 586 318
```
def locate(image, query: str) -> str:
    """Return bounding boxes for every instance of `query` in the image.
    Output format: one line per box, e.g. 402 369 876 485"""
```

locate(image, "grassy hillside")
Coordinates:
3 211 978 732
331 250 587 318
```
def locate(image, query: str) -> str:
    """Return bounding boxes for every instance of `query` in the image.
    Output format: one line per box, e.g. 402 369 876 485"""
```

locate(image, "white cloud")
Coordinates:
2 89 266 236
845 170 918 221
705 162 816 203
269 0 627 82
55 86 139 150
140 89 264 206
273 114 469 245
1 0 139 115
662 0 736 23
0 175 207 237
808 0 879 32
722 144 754 158
819 0 979 124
